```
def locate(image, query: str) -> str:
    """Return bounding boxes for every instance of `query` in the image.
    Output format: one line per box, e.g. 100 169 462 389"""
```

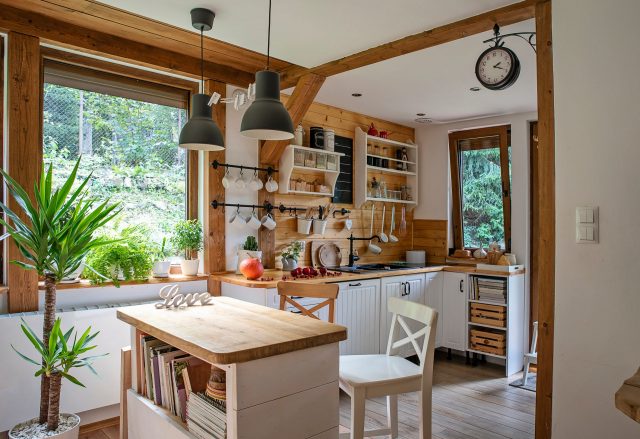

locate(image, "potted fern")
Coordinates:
236 235 261 274
0 158 119 438
171 219 203 276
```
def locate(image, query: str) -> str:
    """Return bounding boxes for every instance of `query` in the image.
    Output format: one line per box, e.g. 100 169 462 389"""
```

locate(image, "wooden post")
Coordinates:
6 32 42 313
534 1 555 439
203 80 226 295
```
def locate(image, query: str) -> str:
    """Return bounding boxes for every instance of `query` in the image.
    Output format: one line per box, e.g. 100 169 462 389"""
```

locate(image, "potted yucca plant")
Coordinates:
0 158 119 438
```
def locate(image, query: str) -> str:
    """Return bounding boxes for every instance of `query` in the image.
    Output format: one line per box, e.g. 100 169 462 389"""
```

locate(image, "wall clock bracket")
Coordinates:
484 23 537 53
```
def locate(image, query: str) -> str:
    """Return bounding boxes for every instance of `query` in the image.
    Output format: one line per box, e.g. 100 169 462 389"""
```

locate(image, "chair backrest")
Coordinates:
530 321 539 354
385 297 438 375
277 281 340 323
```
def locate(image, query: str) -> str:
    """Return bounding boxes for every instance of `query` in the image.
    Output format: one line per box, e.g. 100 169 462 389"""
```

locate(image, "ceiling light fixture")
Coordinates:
240 0 294 141
351 93 363 97
414 117 433 124
416 113 426 116
179 8 225 151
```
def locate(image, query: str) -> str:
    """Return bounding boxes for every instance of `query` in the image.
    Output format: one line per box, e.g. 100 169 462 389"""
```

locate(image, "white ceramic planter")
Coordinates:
152 260 171 278
9 413 80 439
297 218 312 234
60 262 85 284
236 250 262 274
313 219 328 235
180 259 199 276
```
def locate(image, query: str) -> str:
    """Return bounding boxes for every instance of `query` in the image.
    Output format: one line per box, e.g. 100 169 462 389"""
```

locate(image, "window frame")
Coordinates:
448 125 511 252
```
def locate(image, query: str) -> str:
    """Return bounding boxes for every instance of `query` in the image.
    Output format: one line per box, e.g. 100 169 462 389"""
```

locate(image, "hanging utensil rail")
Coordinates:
211 160 278 175
210 200 305 213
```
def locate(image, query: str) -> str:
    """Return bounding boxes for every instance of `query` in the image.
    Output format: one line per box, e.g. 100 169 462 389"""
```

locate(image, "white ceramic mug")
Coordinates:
249 170 263 191
265 175 278 192
261 213 277 230
221 168 232 189
235 169 247 189
246 212 262 230
229 207 241 224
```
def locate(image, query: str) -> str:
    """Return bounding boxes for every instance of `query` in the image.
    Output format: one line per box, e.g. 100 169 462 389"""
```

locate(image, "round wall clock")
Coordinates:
475 45 521 90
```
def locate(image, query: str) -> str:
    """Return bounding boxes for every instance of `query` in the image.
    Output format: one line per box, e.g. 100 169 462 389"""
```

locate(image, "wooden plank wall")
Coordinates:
273 98 419 267
412 219 448 263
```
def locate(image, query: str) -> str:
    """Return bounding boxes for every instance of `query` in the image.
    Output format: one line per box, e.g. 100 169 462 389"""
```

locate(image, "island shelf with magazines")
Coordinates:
117 296 347 439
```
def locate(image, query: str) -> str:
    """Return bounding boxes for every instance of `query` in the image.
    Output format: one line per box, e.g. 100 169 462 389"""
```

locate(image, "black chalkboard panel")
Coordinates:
332 135 353 204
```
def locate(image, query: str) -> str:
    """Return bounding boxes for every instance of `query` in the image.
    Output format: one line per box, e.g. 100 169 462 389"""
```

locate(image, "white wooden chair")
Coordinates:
523 321 538 386
339 297 438 439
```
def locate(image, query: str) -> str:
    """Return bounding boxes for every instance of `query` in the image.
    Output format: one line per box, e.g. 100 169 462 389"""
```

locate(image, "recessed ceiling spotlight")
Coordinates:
469 87 481 92
416 113 426 116
351 93 362 97
414 117 433 124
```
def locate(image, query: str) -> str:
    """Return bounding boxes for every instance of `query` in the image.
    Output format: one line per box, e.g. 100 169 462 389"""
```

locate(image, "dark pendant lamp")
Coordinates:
240 0 294 141
179 8 225 151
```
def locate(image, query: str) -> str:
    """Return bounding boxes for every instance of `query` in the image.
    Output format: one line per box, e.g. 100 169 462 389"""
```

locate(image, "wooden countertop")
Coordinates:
616 367 640 423
212 265 525 289
116 296 347 365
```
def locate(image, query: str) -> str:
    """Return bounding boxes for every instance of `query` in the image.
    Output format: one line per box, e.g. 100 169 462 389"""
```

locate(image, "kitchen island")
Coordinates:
117 296 347 439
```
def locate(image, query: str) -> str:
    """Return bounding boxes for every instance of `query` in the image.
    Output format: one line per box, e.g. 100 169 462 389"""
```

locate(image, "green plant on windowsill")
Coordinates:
171 219 203 276
83 226 154 286
243 235 259 251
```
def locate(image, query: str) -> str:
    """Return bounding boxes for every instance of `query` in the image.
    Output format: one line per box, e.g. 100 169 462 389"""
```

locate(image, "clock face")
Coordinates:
475 46 520 90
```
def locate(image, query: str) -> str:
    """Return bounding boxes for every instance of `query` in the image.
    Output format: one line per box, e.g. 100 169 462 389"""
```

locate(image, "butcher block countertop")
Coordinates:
212 265 525 289
117 296 347 364
616 367 640 423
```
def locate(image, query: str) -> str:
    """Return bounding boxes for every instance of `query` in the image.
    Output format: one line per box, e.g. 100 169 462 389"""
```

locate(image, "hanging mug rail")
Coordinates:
211 160 278 175
211 200 306 214
332 208 351 218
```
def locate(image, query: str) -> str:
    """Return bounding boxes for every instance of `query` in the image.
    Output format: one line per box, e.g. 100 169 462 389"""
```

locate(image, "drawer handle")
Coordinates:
349 282 362 287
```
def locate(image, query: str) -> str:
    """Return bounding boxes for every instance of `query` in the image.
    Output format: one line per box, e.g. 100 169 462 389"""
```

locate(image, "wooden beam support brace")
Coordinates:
260 73 326 165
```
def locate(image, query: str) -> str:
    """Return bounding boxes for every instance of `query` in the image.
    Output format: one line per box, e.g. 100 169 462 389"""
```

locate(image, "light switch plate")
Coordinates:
576 206 598 243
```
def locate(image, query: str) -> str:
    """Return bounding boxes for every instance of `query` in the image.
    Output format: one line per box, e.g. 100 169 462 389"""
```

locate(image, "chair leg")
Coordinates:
523 358 531 386
419 389 432 439
386 395 398 438
350 389 365 439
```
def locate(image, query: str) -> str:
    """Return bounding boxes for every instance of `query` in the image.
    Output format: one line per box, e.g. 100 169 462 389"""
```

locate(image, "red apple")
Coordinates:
319 267 327 276
239 257 264 280
302 267 312 276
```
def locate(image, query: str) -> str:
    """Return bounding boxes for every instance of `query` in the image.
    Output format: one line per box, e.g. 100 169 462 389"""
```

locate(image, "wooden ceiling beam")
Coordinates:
0 0 293 75
280 0 537 88
0 3 255 87
260 73 326 165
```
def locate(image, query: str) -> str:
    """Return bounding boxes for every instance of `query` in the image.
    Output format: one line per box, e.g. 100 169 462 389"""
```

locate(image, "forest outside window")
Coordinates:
449 125 511 252
42 60 190 244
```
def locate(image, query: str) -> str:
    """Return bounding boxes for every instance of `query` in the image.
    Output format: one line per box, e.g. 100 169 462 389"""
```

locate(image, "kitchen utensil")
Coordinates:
221 168 232 189
310 126 324 149
398 206 407 236
389 206 399 242
318 242 342 268
379 205 388 242
265 175 278 192
235 168 246 189
368 204 382 254
249 170 263 191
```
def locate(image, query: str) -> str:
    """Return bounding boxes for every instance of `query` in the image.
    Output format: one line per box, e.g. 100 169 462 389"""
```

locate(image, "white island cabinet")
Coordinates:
442 272 467 352
335 279 381 355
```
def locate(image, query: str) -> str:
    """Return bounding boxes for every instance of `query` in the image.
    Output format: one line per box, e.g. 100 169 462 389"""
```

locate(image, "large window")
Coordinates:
42 61 190 243
449 126 511 251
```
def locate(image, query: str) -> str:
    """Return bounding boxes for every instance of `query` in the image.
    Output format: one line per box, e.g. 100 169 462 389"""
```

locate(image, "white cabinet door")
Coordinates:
442 272 467 352
336 279 381 355
424 272 443 348
379 274 425 356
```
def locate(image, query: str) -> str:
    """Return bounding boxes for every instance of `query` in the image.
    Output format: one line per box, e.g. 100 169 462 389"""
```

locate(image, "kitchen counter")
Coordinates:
212 265 525 289
117 296 347 364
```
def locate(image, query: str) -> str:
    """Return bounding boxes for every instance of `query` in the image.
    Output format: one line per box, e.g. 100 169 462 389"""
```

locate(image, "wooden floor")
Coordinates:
81 352 535 439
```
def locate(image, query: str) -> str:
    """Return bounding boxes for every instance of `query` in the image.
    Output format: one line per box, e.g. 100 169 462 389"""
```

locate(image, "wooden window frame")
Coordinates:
0 35 4 285
448 125 512 252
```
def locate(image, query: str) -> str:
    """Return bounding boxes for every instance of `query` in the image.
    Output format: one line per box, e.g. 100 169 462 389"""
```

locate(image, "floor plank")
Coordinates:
81 352 535 439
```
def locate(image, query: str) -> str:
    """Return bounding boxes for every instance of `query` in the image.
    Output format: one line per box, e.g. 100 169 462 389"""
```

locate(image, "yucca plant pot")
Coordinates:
152 260 171 278
181 259 200 276
9 413 80 439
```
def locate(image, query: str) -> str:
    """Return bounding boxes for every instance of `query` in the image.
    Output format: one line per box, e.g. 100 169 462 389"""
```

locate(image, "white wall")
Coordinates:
223 85 259 271
553 0 640 437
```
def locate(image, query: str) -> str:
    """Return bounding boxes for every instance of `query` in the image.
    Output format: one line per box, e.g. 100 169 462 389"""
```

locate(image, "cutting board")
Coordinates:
318 242 342 268
310 241 322 267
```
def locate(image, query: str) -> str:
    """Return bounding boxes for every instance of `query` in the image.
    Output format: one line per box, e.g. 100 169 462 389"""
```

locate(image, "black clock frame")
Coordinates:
475 45 521 91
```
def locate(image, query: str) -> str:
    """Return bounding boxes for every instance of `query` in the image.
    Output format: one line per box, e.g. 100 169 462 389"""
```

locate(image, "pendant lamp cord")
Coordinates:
266 0 271 70
200 27 204 92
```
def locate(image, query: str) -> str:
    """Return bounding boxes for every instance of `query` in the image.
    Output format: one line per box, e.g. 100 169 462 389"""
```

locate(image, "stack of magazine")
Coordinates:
138 335 226 437
470 277 507 304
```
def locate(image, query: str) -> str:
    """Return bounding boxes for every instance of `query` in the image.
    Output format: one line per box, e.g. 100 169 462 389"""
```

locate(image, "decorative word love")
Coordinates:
155 284 213 309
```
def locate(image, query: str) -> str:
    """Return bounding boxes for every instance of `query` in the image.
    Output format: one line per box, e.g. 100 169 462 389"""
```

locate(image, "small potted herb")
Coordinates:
236 235 261 274
281 241 304 271
152 237 172 278
171 219 203 276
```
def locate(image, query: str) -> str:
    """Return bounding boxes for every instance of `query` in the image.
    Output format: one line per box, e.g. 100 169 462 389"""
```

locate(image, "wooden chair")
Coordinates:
523 321 538 386
339 297 438 439
277 281 340 323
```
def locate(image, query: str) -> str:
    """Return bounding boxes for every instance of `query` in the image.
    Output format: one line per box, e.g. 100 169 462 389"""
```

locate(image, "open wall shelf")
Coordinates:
278 145 344 197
